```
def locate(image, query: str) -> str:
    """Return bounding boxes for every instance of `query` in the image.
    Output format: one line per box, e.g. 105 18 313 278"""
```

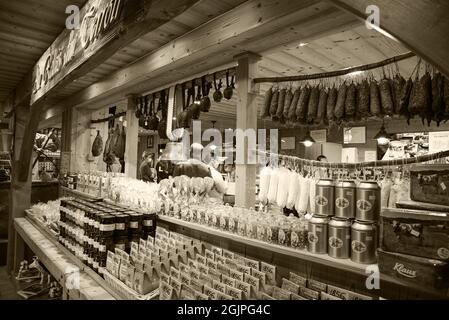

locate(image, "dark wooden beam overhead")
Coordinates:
329 0 449 78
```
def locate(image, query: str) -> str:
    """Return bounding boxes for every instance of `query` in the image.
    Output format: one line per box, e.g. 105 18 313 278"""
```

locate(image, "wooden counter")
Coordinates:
14 217 116 300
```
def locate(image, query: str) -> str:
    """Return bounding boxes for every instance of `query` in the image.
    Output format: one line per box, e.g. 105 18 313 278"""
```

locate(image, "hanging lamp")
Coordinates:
374 121 391 145
301 129 315 147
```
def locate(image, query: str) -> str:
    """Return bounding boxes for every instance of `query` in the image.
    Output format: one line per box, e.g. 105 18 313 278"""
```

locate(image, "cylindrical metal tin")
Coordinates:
335 180 356 219
351 220 377 264
308 215 329 254
356 181 381 222
328 217 351 259
315 179 335 216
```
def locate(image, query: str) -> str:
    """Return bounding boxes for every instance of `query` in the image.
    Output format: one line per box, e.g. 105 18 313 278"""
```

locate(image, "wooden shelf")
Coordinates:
59 186 103 201
157 215 369 276
14 216 118 300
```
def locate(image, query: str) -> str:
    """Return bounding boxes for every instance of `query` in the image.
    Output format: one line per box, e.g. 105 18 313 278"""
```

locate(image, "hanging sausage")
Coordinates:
307 85 319 124
269 89 279 119
370 79 382 117
276 167 290 208
326 86 337 125
200 76 212 112
334 82 347 122
344 82 357 121
262 87 273 118
288 88 301 122
391 74 406 116
296 85 311 123
283 88 294 120
431 72 445 126
379 76 394 117
91 130 104 157
357 80 371 119
315 88 328 125
276 88 287 120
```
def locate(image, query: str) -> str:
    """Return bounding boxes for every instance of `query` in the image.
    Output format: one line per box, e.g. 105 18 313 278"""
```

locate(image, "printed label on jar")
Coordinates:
99 224 115 232
335 197 349 209
116 223 125 230
329 236 343 249
143 220 153 227
308 232 319 244
437 247 449 260
129 222 138 229
315 195 328 207
291 232 299 247
351 240 367 253
357 199 372 212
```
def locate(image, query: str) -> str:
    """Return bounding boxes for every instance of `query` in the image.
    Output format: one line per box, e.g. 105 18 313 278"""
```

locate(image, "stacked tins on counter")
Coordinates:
308 179 379 264
59 198 156 273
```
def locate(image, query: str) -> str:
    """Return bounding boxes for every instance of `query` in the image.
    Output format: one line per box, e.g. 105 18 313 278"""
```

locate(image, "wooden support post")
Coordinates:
125 95 138 178
7 103 38 274
234 52 261 209
60 108 73 175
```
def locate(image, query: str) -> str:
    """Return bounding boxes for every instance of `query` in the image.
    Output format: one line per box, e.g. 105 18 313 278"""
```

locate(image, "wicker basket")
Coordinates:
100 268 159 300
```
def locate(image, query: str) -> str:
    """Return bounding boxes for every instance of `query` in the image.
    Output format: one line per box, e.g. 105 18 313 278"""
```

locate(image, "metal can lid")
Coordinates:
317 179 335 187
357 181 380 190
336 180 356 188
352 220 376 231
329 217 352 227
309 214 330 224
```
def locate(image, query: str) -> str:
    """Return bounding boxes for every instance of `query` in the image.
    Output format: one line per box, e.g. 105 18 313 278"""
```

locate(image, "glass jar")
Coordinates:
278 222 292 246
267 219 279 244
237 216 247 237
256 219 267 242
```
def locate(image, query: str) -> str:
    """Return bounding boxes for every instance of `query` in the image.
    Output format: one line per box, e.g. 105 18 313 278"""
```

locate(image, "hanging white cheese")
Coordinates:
276 167 290 208
286 171 300 209
267 168 280 204
308 177 317 214
258 166 272 204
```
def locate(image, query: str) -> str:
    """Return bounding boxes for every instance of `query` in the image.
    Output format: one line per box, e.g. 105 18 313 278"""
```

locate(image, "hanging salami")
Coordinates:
283 89 294 120
357 80 370 118
326 86 338 124
370 80 382 117
315 88 328 125
344 83 357 120
379 78 394 116
409 72 432 125
307 85 320 124
296 85 311 123
444 77 449 120
334 82 347 121
288 88 301 121
399 78 413 121
262 87 273 118
269 89 279 119
276 88 287 120
391 74 406 115
431 73 445 126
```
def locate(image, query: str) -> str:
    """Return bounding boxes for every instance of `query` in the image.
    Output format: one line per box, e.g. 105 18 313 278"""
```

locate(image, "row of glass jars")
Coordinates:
160 201 309 250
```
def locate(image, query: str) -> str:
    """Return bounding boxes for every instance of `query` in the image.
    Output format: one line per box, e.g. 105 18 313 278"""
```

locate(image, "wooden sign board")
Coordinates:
31 0 128 104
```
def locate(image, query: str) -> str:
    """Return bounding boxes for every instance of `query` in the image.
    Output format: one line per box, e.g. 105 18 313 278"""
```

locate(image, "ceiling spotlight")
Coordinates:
348 70 364 77
299 42 309 47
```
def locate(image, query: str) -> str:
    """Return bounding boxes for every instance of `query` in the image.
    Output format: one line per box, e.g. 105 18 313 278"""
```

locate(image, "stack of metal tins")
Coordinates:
328 181 356 259
308 179 335 254
351 181 380 264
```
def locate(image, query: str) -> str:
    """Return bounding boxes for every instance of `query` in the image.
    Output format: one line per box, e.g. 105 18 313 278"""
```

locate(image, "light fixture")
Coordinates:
301 130 315 147
348 70 364 77
374 122 391 145
299 42 309 47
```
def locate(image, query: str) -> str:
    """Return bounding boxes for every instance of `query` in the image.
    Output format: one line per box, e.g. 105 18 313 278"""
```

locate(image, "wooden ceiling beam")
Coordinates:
53 0 357 113
329 0 449 78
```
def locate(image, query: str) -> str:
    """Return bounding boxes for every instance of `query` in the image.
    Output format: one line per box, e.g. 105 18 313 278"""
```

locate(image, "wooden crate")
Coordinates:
410 165 449 206
381 208 449 261
378 249 449 291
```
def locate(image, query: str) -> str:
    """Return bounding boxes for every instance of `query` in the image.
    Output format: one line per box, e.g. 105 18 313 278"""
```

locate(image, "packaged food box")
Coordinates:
378 249 449 290
381 208 449 261
410 165 449 206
